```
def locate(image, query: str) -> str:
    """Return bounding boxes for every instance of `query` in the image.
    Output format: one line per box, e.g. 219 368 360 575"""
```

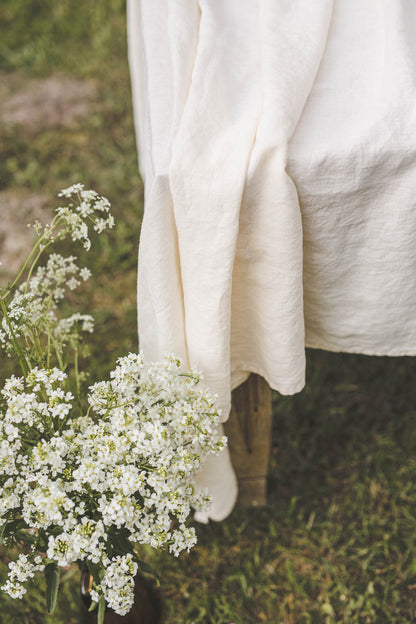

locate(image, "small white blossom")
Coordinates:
1 354 224 613
58 183 84 198
101 554 138 615
80 267 91 281
55 184 114 250
1 554 44 599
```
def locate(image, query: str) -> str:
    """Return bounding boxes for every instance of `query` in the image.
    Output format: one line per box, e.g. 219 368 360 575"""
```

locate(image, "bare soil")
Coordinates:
0 73 96 281
0 74 96 129
0 190 51 280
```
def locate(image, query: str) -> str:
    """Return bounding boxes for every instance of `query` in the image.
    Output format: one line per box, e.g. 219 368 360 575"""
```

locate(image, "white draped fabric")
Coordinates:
127 0 416 521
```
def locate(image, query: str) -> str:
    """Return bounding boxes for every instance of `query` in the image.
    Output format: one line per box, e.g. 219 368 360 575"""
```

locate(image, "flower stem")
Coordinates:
2 231 49 297
74 346 80 397
0 299 29 376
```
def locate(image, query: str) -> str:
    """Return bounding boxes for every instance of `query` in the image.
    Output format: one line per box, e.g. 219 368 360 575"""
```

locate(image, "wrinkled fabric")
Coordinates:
128 0 416 520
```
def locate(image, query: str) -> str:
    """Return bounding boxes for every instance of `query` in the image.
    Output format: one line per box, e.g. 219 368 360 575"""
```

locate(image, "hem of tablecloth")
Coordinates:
230 363 305 398
305 341 416 357
229 339 416 403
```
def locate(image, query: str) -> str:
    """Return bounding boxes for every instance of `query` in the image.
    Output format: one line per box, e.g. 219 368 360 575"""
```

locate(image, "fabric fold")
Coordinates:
128 0 334 520
231 1 333 394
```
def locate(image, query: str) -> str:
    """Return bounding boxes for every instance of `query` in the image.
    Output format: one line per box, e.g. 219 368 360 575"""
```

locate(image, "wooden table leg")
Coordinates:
223 374 272 507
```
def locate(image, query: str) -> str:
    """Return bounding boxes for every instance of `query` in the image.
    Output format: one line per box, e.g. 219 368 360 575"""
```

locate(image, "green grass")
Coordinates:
1 2 416 622
150 352 416 624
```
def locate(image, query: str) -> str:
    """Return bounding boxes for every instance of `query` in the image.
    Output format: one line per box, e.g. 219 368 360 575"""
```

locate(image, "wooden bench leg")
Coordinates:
223 374 272 507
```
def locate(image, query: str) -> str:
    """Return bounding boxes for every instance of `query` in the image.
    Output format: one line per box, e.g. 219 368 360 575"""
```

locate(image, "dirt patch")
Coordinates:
0 75 96 129
0 74 96 282
0 191 52 280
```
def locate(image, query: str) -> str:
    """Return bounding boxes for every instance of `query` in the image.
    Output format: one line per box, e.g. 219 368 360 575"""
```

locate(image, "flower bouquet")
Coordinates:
0 185 225 621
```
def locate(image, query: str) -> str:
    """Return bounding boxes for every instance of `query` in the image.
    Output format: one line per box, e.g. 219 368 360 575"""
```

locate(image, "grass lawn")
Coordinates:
1 3 416 623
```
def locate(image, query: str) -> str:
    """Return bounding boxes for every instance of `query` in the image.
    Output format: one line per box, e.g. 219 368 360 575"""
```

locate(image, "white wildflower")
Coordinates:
1 554 45 599
55 185 113 249
0 337 224 615
80 267 91 281
101 554 137 615
58 183 84 198
169 525 197 557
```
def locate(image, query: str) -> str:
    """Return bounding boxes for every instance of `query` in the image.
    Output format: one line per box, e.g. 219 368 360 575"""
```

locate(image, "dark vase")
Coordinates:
80 568 164 624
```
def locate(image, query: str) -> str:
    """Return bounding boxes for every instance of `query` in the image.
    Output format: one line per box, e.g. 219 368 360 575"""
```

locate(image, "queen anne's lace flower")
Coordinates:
1 253 94 359
56 183 114 250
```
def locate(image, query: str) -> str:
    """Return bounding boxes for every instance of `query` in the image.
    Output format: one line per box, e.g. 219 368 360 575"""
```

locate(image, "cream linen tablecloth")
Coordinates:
127 0 416 521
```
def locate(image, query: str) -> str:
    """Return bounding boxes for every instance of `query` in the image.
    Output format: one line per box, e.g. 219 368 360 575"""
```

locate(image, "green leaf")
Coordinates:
0 521 8 545
108 527 132 555
84 561 102 582
136 559 160 585
44 562 60 614
0 519 28 546
17 529 36 544
97 596 106 624
88 601 98 613
321 602 335 617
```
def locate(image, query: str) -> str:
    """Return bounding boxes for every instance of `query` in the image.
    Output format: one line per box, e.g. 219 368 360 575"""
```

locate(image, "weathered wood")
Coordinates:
223 374 272 507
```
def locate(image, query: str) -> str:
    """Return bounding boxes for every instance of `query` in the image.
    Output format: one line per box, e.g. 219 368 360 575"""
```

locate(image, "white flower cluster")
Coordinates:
90 554 138 614
29 253 92 301
0 253 93 357
0 185 111 358
0 354 225 615
57 184 114 250
1 554 45 600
